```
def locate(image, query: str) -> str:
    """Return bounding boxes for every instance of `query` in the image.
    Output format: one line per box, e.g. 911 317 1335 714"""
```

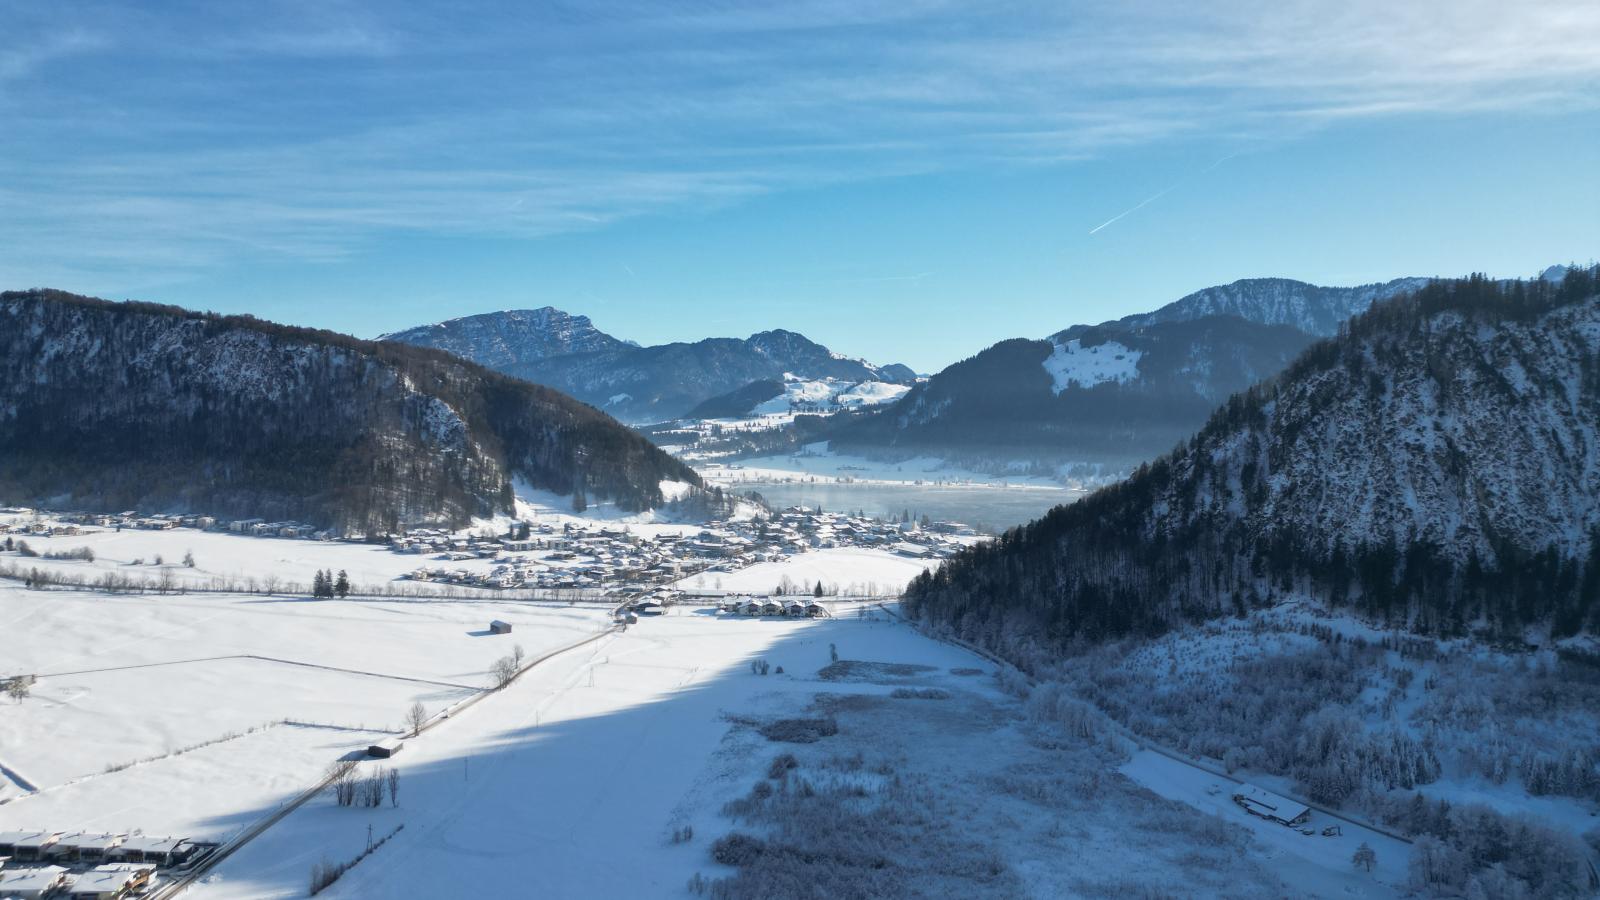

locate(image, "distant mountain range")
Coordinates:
384 311 915 423
0 290 698 532
829 275 1434 465
906 266 1600 655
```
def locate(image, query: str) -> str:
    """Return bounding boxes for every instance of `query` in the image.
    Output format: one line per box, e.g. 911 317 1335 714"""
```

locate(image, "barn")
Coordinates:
1231 784 1311 826
489 620 513 635
368 737 405 759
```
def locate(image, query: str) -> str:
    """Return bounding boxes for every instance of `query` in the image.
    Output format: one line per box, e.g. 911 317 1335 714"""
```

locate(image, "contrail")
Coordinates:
1088 184 1179 235
1088 153 1239 236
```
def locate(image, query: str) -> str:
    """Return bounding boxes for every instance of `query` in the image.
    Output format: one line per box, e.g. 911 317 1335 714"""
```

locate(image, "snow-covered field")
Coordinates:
161 605 1411 899
0 526 462 591
675 547 935 595
0 584 610 840
1120 750 1410 895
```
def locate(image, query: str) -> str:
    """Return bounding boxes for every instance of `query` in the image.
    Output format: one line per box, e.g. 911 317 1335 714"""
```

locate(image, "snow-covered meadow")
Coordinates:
674 547 936 596
0 582 610 842
161 605 1413 899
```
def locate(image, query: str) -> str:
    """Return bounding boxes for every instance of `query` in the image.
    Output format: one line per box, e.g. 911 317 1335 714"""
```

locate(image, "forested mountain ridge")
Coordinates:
905 268 1600 655
0 290 698 532
1107 276 1431 336
831 316 1316 465
386 309 916 423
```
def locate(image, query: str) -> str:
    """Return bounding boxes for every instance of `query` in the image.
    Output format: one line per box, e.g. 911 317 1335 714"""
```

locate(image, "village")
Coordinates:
388 507 975 595
0 832 213 899
0 504 976 600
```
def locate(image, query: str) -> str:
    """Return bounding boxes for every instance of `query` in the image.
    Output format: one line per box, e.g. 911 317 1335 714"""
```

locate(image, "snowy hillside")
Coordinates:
687 375 911 420
1041 338 1143 393
0 290 698 531
908 267 1600 650
834 317 1314 465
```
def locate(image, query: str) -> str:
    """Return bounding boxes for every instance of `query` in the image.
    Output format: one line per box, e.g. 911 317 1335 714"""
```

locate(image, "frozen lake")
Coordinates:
736 481 1084 532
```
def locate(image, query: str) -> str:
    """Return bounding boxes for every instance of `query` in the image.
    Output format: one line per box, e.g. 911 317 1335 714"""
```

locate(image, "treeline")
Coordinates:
905 267 1600 654
0 290 698 532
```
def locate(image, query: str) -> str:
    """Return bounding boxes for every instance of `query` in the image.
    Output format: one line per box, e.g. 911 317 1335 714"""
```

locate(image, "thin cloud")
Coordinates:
1 0 1597 280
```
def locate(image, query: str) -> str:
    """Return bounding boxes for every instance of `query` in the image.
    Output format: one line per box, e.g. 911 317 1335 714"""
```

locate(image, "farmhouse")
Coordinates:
1231 784 1311 826
489 620 513 635
368 737 404 759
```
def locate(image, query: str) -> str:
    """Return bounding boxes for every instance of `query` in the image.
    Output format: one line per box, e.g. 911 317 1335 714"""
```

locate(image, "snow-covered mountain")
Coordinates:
385 309 916 422
380 307 630 369
1110 276 1432 336
0 290 698 532
907 267 1600 649
833 316 1316 465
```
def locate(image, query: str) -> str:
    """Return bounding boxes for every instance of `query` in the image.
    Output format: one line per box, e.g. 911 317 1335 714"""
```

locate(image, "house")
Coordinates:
742 601 763 616
760 600 782 616
0 865 69 899
111 836 194 867
65 864 155 899
784 601 807 617
368 737 404 759
0 832 58 862
72 834 125 864
1231 784 1311 826
489 620 513 635
805 602 827 618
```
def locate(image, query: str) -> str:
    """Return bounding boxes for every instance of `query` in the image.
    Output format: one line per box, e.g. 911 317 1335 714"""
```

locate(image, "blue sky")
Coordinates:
2 1 1597 371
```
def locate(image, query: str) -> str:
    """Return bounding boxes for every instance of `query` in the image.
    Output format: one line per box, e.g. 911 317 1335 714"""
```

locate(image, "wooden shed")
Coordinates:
368 737 405 759
489 620 513 635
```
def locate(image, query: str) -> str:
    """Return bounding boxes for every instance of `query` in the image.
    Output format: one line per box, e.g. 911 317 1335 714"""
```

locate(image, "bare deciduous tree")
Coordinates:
406 701 428 736
387 766 400 807
327 760 358 807
491 655 519 688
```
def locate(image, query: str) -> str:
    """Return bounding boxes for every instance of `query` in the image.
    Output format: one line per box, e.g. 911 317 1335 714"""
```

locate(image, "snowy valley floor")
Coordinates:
56 604 1397 899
